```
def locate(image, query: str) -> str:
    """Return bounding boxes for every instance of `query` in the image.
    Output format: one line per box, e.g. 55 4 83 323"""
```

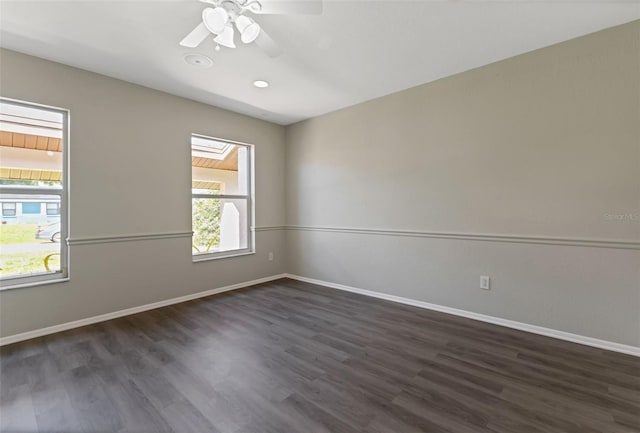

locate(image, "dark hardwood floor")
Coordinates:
1 278 638 433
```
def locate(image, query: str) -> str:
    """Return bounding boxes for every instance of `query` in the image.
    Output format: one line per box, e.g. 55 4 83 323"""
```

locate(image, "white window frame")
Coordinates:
191 134 255 262
0 98 70 290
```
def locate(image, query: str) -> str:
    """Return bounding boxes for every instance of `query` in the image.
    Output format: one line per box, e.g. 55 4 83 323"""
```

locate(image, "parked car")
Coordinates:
36 222 61 242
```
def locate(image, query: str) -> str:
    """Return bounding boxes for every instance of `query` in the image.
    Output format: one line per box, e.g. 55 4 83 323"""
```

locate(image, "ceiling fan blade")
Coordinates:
180 22 211 48
254 29 283 58
253 0 322 15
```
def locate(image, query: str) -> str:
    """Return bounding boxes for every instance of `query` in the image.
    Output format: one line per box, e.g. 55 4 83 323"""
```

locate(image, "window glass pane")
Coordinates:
46 202 60 215
0 101 63 189
192 198 248 255
1 99 66 284
191 137 249 196
0 194 61 278
2 202 16 216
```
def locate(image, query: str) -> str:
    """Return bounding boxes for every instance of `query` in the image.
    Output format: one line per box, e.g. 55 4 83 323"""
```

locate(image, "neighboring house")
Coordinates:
0 195 60 224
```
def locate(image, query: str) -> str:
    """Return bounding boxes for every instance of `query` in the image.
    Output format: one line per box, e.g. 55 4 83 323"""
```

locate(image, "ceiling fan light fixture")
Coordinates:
235 15 261 44
202 7 229 34
214 24 236 48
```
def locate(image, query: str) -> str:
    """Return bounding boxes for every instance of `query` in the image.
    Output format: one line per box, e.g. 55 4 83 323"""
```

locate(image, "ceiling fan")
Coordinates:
180 0 323 58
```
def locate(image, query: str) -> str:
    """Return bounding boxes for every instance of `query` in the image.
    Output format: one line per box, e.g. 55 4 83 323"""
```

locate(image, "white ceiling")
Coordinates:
1 0 639 125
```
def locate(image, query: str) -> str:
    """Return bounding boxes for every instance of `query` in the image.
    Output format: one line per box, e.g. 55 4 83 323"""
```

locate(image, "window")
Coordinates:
2 203 16 217
191 134 253 260
22 202 41 214
0 99 68 287
46 202 60 216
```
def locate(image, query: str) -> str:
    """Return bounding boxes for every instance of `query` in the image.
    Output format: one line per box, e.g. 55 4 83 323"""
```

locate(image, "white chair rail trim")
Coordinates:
67 226 287 246
67 231 194 246
285 225 639 250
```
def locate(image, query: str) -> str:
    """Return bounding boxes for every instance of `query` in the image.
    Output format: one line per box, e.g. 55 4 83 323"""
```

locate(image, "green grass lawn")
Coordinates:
1 223 60 277
0 223 38 244
0 251 59 277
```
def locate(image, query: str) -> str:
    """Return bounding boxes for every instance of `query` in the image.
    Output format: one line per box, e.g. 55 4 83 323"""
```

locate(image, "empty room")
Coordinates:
0 0 638 432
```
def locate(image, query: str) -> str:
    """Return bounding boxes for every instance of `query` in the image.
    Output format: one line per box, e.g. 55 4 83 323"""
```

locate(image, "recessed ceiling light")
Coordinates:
253 80 269 88
183 53 213 68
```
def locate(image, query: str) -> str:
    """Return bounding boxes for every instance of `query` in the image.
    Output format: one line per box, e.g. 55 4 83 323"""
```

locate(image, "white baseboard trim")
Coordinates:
285 274 640 357
5 272 637 357
0 274 287 347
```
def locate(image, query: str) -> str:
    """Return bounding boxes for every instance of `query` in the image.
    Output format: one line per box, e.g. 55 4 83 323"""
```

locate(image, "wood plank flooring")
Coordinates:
1 278 638 433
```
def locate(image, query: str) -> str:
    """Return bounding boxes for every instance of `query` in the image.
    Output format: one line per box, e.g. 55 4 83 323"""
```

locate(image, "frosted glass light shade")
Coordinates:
202 7 229 34
214 24 236 48
235 15 261 44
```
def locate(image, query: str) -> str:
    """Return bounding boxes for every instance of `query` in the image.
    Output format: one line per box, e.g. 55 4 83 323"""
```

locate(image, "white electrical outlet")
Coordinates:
480 276 490 290
268 252 274 261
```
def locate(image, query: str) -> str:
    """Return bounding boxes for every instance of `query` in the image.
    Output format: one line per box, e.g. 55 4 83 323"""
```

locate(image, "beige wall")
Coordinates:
285 21 640 346
1 22 638 347
0 49 286 337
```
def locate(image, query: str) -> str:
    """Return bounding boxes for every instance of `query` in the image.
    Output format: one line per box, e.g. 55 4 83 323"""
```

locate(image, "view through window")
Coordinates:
0 99 67 285
191 135 253 259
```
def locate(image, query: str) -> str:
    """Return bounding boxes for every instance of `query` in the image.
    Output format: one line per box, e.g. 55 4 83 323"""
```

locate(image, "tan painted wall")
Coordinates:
1 22 638 347
285 21 640 345
0 49 286 337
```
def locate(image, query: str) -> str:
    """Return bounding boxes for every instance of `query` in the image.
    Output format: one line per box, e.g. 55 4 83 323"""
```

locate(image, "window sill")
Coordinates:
0 276 70 292
192 250 255 263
